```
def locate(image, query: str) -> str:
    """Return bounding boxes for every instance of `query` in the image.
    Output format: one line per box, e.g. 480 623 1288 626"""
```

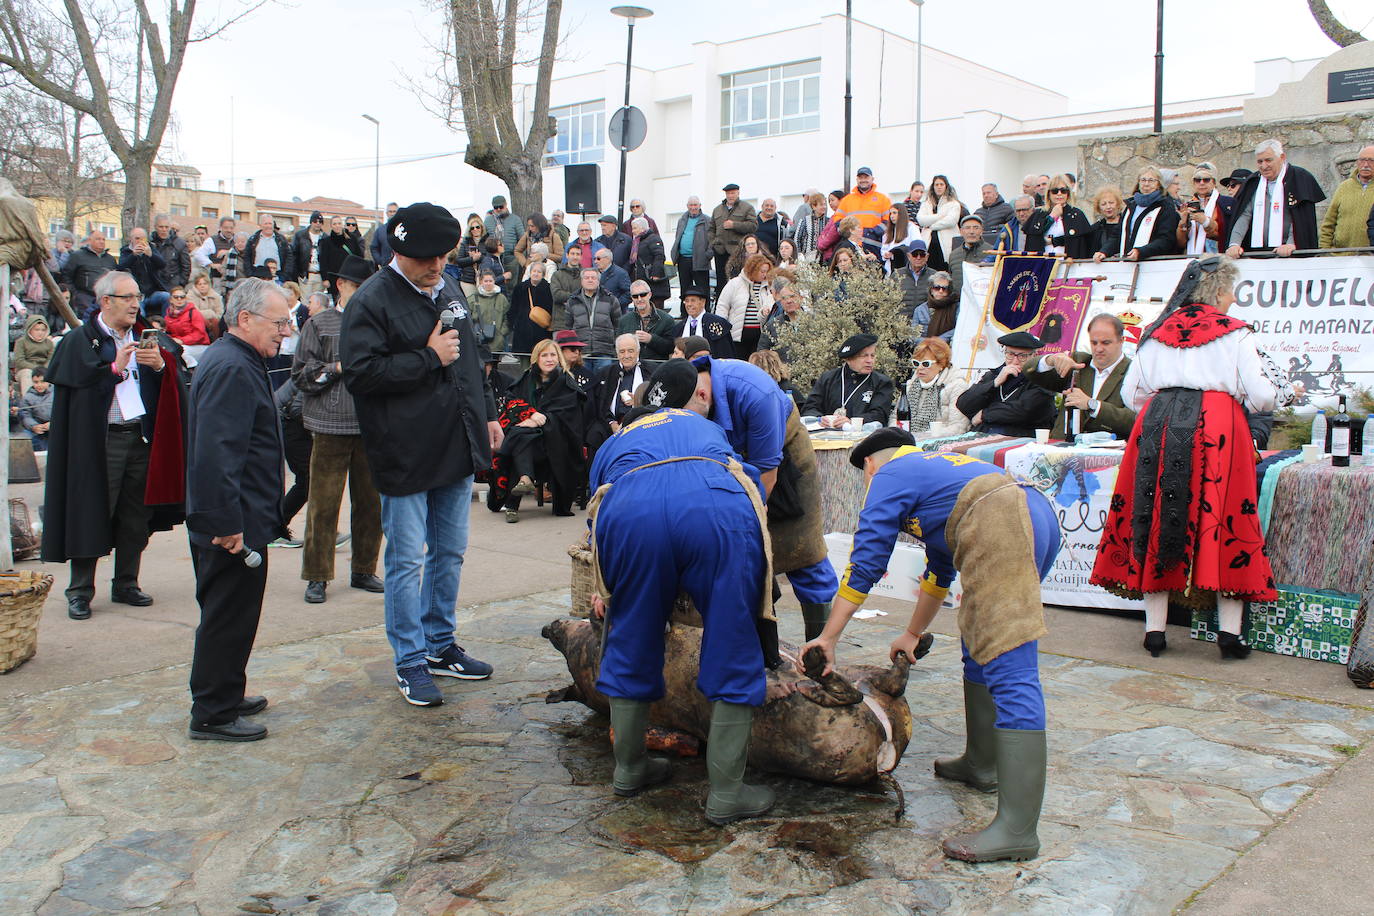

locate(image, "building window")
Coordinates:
201 207 218 219
97 223 118 240
48 219 65 236
544 100 605 168
720 59 821 142
170 204 188 217
165 176 183 189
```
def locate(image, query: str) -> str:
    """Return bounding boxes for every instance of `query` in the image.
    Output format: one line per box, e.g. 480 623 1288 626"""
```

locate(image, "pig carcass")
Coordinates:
542 616 927 785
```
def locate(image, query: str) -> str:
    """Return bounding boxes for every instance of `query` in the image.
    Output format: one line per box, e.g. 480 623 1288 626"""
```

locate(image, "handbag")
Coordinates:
528 306 552 329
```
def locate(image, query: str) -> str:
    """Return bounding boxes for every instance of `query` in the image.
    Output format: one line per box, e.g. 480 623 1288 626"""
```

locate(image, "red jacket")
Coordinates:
164 303 210 346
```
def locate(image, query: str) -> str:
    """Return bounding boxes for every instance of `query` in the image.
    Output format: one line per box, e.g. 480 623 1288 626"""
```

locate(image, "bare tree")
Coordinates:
1308 0 1366 46
424 0 564 218
0 0 267 235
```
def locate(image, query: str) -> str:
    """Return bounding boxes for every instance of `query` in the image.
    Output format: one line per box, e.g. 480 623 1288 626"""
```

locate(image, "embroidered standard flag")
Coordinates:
990 255 1057 333
1028 278 1095 356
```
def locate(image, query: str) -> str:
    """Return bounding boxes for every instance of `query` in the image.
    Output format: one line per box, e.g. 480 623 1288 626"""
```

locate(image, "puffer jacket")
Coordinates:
563 289 622 358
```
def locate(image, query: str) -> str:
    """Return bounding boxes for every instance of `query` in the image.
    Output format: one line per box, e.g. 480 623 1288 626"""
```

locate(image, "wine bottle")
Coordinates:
1312 409 1327 454
1331 395 1350 468
896 388 911 432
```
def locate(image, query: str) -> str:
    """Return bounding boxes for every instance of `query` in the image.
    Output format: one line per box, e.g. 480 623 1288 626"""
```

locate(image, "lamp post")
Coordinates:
610 6 653 226
361 114 381 226
909 0 924 182
1152 0 1164 134
843 0 852 191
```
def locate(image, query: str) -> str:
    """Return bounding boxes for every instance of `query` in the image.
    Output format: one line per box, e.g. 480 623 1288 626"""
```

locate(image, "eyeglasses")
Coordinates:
1003 350 1033 360
1193 176 1214 183
105 293 139 302
250 313 294 331
1358 158 1374 165
1137 177 1160 185
170 294 187 300
631 291 650 299
1014 207 1032 214
911 359 937 368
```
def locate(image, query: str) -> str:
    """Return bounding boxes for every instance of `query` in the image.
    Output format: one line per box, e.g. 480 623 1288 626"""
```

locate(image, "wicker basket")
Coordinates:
567 541 702 626
0 570 54 674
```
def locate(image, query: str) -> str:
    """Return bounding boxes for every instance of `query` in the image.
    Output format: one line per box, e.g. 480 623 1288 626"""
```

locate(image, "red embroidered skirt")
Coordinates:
1091 390 1277 605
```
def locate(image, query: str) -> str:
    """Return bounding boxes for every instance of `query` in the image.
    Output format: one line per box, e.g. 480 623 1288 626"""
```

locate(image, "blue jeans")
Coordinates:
380 476 473 669
585 357 616 375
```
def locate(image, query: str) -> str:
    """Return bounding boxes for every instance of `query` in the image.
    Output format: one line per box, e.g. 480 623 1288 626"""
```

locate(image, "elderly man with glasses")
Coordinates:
1319 145 1374 252
41 271 189 621
955 331 1056 437
594 247 632 306
616 279 676 360
992 197 1039 254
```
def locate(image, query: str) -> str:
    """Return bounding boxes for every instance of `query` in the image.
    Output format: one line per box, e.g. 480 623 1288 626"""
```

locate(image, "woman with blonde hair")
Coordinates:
792 191 829 259
748 348 803 407
186 269 224 338
715 252 775 357
1115 166 1180 261
902 337 971 437
1174 162 1234 256
1028 174 1093 259
1090 187 1126 262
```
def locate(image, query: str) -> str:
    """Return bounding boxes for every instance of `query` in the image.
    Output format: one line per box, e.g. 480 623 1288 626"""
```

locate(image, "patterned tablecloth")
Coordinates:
1264 461 1374 596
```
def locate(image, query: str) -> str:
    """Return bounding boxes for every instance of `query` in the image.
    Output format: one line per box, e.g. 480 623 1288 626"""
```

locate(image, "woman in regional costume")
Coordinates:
1091 256 1300 659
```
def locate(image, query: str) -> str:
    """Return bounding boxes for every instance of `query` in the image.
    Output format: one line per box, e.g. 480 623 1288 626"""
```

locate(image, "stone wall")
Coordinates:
1078 113 1374 214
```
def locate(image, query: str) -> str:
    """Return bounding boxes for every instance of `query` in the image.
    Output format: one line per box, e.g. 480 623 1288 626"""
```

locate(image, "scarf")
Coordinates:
1186 191 1221 255
1250 165 1287 249
1124 190 1164 254
908 371 946 433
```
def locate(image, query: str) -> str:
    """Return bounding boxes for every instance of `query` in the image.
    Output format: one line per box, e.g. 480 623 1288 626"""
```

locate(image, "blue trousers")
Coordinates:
959 486 1061 731
784 558 838 605
596 462 766 706
380 476 473 670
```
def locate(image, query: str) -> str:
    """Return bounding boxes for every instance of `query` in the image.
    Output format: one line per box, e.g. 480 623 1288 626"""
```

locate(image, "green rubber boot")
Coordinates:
608 698 671 797
933 680 999 793
942 728 1046 862
704 701 776 826
799 602 832 642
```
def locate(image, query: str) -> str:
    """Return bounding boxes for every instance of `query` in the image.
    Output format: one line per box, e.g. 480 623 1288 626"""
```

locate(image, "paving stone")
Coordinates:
0 814 104 874
1070 725 1326 792
54 828 222 910
0 776 65 815
0 745 44 775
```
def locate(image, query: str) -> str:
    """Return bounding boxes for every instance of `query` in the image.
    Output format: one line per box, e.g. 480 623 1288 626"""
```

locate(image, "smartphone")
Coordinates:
139 328 160 348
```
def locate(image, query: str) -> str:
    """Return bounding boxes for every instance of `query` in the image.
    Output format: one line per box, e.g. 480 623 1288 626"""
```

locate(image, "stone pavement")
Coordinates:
1 580 1372 915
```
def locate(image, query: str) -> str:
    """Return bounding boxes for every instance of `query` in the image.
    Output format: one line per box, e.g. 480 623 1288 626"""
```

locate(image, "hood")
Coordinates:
473 288 505 301
23 315 49 334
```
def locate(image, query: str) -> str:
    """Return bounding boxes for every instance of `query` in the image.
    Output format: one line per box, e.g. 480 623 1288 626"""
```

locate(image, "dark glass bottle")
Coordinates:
1331 394 1351 468
895 388 911 432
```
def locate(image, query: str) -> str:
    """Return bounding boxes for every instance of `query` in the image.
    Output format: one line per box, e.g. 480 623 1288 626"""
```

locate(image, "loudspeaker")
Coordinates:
564 164 600 215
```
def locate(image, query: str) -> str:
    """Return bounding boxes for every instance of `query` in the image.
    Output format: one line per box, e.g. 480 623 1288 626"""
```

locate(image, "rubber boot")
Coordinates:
608 698 671 797
933 680 998 793
799 602 831 642
704 701 776 826
942 728 1047 862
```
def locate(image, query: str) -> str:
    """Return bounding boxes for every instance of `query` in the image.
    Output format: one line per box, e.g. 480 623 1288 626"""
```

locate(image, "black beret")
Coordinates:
722 183 740 192
997 331 1043 349
838 333 878 359
643 359 699 410
388 202 463 258
849 427 916 469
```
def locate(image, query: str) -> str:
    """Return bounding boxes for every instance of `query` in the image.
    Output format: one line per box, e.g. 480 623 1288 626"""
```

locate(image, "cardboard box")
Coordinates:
824 532 964 608
1190 586 1358 665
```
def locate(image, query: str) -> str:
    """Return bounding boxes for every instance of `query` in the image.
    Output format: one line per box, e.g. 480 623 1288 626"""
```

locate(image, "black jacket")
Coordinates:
598 230 633 270
956 368 1056 437
61 246 116 301
243 230 296 281
1117 196 1180 259
291 228 326 282
318 231 363 290
117 247 168 297
41 320 188 561
631 231 670 300
1025 206 1095 259
506 278 554 355
340 267 498 496
151 232 191 290
673 313 734 359
186 334 286 549
1091 218 1123 258
802 365 895 426
1228 167 1325 252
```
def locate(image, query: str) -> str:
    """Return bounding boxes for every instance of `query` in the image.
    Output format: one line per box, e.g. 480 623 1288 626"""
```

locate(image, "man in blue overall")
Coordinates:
678 355 839 649
801 428 1060 863
588 360 775 825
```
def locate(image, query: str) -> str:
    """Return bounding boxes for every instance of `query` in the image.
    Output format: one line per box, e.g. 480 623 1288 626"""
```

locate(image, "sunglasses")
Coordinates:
1049 187 1069 194
931 285 950 292
1193 176 1214 183
911 359 937 368
631 291 650 299
346 222 358 228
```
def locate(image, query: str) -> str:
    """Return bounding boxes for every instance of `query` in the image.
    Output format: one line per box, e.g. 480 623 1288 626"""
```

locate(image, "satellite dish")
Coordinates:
608 106 647 153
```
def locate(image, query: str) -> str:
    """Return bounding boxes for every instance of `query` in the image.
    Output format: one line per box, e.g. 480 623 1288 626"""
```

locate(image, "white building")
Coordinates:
521 14 1319 232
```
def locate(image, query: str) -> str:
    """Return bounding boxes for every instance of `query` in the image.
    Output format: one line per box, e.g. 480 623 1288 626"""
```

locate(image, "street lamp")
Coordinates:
610 5 652 226
361 114 380 226
909 0 924 183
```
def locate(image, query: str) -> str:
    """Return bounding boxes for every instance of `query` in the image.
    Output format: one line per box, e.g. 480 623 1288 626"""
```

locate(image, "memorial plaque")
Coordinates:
1328 67 1374 104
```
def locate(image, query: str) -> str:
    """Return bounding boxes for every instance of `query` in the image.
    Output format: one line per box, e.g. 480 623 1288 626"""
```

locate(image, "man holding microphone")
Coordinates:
186 278 294 741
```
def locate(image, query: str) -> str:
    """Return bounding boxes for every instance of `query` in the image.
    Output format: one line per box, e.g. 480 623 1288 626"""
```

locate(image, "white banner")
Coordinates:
954 255 1374 412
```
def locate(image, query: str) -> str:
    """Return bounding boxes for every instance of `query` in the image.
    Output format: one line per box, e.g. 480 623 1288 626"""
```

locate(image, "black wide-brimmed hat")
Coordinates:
330 254 374 285
388 202 463 258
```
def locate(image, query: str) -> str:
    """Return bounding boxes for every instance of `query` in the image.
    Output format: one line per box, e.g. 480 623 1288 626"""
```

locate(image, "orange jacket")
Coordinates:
834 182 893 229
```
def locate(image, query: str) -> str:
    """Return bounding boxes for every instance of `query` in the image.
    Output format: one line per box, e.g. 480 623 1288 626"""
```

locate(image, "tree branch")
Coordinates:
1308 0 1366 47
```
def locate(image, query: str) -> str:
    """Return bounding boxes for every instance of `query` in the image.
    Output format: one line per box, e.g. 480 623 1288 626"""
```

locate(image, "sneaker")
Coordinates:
335 532 352 548
269 537 303 549
426 644 494 680
396 665 444 706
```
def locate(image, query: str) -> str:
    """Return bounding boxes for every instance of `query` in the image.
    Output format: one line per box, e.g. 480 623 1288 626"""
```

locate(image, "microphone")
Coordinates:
237 547 263 568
